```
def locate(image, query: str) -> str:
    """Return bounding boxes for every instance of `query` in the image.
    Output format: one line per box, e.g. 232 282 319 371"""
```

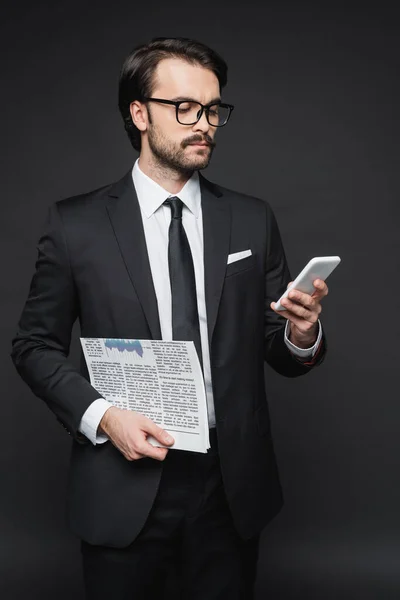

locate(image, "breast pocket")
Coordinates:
225 253 256 278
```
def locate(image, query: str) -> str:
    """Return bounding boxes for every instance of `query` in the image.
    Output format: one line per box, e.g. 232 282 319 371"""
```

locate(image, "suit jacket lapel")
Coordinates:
106 171 162 340
200 174 231 345
105 171 230 346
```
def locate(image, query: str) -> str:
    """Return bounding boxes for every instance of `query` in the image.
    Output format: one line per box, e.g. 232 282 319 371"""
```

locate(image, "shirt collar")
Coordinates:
132 158 201 219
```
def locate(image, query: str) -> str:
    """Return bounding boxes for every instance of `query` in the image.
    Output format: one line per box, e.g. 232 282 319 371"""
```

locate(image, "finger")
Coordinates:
287 289 318 310
151 447 169 461
287 281 294 289
281 312 318 334
312 279 329 298
126 451 145 461
280 297 319 322
113 441 145 462
123 430 169 461
270 301 289 316
138 442 169 461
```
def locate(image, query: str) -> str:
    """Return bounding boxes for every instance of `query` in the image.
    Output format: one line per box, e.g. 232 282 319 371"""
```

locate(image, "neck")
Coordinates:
138 151 193 195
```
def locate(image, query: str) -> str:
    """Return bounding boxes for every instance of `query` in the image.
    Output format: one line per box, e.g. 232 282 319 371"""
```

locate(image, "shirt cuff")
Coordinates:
78 399 112 445
284 319 322 358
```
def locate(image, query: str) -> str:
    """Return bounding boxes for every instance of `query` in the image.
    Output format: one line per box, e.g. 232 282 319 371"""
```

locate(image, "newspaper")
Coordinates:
80 338 210 453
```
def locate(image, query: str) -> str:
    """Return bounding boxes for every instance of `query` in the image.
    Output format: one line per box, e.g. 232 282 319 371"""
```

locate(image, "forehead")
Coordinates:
152 58 220 102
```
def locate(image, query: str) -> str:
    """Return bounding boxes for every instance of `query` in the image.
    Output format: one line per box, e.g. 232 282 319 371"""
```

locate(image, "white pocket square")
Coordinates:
227 249 252 264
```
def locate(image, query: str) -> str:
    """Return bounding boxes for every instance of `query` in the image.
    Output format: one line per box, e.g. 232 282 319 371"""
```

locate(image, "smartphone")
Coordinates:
274 256 341 311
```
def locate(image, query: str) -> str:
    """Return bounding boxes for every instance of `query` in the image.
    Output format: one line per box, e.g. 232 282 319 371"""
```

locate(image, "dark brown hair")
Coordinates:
118 37 228 151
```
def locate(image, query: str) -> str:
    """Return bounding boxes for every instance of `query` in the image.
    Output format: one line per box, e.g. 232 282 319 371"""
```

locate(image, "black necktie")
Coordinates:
164 196 203 368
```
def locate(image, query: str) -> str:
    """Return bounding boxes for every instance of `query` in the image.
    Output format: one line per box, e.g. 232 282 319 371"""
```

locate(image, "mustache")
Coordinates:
182 135 216 149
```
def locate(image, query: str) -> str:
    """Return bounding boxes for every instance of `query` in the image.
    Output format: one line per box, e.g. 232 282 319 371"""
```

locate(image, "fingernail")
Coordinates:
164 434 173 443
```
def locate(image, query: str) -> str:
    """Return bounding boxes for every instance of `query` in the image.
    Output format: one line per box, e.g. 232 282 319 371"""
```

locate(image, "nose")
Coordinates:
192 109 210 135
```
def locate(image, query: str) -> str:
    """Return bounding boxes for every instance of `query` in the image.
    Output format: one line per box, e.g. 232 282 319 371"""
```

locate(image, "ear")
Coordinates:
130 101 148 132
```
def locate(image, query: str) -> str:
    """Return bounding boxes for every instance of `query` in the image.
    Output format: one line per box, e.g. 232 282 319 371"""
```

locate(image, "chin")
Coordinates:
186 159 210 171
184 153 212 171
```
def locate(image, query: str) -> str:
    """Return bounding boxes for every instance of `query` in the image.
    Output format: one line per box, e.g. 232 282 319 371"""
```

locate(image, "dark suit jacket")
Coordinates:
11 170 326 547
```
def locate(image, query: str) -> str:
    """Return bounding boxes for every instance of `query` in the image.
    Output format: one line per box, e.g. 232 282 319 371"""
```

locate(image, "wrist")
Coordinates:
98 406 120 436
289 324 318 349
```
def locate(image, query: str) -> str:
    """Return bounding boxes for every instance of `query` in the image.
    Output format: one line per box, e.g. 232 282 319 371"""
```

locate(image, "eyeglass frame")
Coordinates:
142 97 235 127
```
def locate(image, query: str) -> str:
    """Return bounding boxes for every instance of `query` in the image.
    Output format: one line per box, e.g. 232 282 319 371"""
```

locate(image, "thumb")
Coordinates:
144 420 175 446
287 281 294 288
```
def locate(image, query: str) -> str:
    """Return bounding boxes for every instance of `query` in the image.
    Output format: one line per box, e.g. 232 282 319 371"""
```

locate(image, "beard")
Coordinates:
147 123 216 175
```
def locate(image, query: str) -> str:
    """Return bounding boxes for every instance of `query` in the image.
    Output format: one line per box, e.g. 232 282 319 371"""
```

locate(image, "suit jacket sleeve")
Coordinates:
11 203 103 440
263 202 326 376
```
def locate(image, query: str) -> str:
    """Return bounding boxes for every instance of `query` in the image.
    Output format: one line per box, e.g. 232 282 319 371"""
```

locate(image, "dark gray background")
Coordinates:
1 1 399 598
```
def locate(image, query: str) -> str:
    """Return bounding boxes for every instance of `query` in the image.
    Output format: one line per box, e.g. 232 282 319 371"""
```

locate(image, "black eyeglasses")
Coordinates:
143 97 234 127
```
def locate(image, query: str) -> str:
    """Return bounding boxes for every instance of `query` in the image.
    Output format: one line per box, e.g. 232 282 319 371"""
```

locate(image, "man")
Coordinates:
11 37 328 599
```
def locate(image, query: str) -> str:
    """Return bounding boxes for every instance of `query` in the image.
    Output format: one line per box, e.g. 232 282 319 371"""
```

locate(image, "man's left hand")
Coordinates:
271 279 329 349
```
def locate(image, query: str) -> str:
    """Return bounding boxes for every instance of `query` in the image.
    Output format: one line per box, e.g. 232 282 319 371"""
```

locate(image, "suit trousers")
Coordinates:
81 429 260 600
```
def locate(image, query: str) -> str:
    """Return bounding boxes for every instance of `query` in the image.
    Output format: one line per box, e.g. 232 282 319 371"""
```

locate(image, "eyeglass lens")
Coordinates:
177 101 229 126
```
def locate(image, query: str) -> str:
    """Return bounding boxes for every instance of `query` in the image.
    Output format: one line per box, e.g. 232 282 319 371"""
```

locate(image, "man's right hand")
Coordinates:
99 407 174 461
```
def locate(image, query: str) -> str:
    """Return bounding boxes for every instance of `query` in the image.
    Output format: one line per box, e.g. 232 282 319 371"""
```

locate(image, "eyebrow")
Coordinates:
170 96 222 104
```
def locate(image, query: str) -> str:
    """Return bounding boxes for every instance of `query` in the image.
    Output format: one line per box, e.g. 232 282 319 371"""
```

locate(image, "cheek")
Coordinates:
152 122 178 147
162 119 185 143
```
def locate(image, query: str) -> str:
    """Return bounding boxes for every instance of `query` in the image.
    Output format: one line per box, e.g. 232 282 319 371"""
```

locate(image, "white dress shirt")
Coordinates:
79 160 322 444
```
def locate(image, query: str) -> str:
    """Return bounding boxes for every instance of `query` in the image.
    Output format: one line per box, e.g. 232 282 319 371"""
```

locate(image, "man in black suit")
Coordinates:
11 37 328 599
